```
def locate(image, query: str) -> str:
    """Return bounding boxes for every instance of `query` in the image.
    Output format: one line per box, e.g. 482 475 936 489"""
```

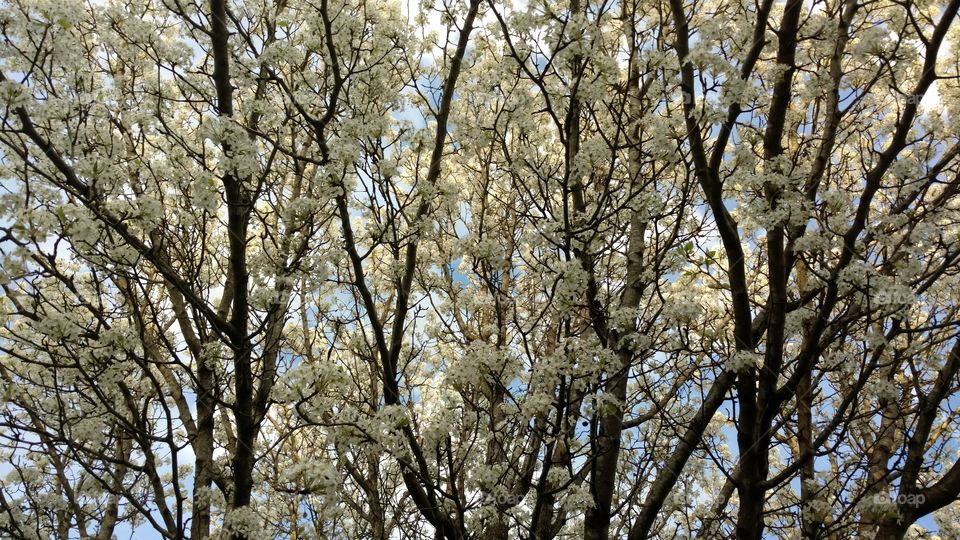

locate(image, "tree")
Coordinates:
1 0 960 538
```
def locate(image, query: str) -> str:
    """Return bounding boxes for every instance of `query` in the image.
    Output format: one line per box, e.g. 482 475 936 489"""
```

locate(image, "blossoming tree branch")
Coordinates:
1 0 959 538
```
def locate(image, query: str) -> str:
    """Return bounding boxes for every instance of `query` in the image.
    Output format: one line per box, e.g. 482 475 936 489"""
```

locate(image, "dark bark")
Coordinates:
735 0 803 535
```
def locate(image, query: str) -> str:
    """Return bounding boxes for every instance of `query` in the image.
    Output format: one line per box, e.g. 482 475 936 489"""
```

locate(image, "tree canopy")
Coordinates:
1 0 960 538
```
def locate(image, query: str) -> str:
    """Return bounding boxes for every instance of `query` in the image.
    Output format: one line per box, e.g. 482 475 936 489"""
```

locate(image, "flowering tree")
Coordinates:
1 0 960 538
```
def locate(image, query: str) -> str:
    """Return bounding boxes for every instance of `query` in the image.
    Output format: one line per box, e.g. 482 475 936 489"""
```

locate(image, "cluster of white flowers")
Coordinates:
461 234 505 263
421 404 462 445
445 341 499 387
279 461 339 495
357 404 410 452
190 176 221 214
214 507 270 540
719 75 760 108
793 230 830 253
865 378 899 402
0 80 30 109
135 195 166 228
249 282 289 311
520 389 554 419
784 305 814 336
35 491 69 513
550 258 589 314
727 350 762 372
850 24 893 61
560 482 593 512
864 329 888 352
33 311 82 341
824 346 861 377
804 493 833 523
283 195 321 225
272 358 344 405
661 287 704 324
607 305 641 335
819 189 848 211
61 205 103 247
837 260 879 295
71 416 107 447
908 221 940 253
